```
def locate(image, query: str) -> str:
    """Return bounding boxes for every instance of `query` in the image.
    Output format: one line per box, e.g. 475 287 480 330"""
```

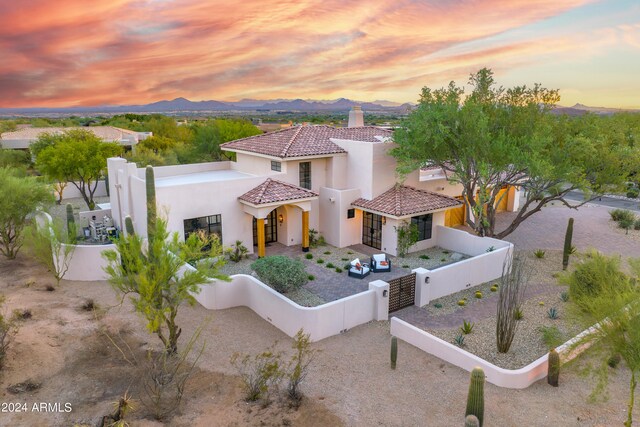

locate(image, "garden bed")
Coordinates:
417 250 584 369
393 246 471 270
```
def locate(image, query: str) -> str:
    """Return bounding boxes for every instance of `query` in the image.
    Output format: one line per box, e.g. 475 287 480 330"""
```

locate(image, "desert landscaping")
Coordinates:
1 204 639 426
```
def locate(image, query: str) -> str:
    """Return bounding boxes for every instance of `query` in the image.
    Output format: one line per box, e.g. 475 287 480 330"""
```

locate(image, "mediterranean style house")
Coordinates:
106 108 520 257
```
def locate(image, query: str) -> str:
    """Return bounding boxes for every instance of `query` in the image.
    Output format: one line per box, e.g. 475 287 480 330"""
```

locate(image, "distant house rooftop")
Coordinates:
220 124 393 159
0 126 149 149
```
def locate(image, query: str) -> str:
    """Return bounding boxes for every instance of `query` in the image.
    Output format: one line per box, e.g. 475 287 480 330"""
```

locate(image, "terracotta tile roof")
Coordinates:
239 178 318 205
0 126 140 141
352 185 462 217
221 124 393 158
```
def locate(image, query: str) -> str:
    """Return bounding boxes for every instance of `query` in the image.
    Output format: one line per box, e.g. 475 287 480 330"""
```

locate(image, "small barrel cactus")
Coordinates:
465 414 480 427
458 300 466 306
475 291 482 299
390 336 398 370
548 348 560 387
465 367 485 427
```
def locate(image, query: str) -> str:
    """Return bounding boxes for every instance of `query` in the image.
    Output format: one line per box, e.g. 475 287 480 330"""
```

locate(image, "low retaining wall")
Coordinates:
60 180 108 201
390 317 591 389
414 227 513 306
56 242 114 281
182 263 389 342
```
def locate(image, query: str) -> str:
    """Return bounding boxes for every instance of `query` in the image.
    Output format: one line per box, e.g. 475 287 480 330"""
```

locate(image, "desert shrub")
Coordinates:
231 346 283 402
307 274 315 281
316 258 324 264
496 254 530 353
226 240 248 263
454 333 465 347
619 218 635 232
325 262 335 268
534 249 545 259
460 320 475 334
335 267 342 273
514 308 524 320
547 307 559 319
11 309 31 321
434 303 443 308
610 209 635 222
607 354 622 369
285 329 317 404
395 222 419 257
252 256 308 293
0 296 16 370
561 250 630 302
539 325 564 349
634 220 640 231
305 253 313 259
419 254 430 260
80 299 98 312
323 251 331 255
341 257 348 261
402 264 410 268
560 291 569 302
627 188 639 199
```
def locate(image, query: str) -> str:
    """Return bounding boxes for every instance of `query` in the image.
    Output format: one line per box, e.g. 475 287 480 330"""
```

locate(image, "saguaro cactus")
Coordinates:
124 216 135 236
390 336 398 369
548 348 560 387
465 367 485 427
65 203 75 241
145 165 156 243
465 414 480 427
562 217 574 271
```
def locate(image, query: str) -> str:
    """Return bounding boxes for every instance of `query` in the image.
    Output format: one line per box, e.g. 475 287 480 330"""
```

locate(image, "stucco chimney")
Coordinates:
348 106 364 128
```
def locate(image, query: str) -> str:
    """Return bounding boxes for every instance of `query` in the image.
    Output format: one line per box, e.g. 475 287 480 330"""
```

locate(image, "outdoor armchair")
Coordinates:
370 253 391 272
348 258 370 279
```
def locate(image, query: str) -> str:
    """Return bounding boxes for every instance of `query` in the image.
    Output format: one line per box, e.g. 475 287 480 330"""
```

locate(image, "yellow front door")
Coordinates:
495 187 509 212
445 198 465 227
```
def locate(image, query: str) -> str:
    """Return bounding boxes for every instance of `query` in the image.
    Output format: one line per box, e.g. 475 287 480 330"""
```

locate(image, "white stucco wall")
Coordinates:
60 180 108 201
318 187 362 248
185 267 388 342
391 317 593 389
56 243 114 281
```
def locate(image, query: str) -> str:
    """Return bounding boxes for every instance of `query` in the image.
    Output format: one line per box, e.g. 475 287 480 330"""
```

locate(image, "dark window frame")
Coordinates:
184 214 222 242
347 208 355 219
299 161 311 189
411 213 433 241
271 160 281 172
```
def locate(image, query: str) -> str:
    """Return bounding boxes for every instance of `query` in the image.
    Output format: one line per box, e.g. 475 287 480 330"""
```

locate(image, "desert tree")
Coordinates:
496 251 530 353
103 217 228 355
24 215 76 287
0 167 53 259
565 254 640 427
35 129 122 209
391 68 637 238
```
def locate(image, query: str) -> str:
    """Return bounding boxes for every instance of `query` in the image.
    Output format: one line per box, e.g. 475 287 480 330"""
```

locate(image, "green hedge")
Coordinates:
251 256 308 293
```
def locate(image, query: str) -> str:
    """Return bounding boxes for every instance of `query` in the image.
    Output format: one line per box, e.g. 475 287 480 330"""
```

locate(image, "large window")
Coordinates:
184 214 222 242
299 161 311 189
411 213 433 241
271 161 281 172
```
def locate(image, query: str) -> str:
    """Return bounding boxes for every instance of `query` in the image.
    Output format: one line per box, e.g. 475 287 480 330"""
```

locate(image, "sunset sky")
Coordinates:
1 0 639 108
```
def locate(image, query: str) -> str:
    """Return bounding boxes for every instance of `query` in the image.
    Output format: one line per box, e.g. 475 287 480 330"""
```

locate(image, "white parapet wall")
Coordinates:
182 263 388 342
413 226 513 306
390 317 592 389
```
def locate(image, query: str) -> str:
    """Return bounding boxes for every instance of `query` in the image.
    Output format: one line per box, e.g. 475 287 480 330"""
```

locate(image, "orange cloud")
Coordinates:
1 0 632 108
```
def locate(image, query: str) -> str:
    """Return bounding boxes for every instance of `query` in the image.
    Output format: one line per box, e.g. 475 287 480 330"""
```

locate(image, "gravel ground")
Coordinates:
391 246 470 270
422 250 586 369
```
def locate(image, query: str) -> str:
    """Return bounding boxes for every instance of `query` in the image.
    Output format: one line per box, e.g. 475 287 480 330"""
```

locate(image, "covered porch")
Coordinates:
238 178 319 257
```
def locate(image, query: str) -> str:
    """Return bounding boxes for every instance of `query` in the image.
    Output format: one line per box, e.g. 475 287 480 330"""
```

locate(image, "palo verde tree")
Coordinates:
104 166 228 354
565 254 640 427
0 167 53 259
35 129 122 209
392 68 636 238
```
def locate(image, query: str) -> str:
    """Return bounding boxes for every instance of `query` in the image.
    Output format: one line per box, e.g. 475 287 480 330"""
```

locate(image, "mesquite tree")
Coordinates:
392 68 637 238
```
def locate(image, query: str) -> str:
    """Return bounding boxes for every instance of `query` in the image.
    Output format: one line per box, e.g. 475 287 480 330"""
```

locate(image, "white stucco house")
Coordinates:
106 108 520 257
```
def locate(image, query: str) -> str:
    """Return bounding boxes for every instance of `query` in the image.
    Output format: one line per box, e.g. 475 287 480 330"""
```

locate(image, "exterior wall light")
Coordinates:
382 216 387 225
425 276 430 284
383 290 388 297
278 214 284 224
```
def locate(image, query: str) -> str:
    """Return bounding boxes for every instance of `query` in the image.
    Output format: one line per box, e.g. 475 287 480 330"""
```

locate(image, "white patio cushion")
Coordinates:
373 254 386 263
350 258 361 267
350 265 370 274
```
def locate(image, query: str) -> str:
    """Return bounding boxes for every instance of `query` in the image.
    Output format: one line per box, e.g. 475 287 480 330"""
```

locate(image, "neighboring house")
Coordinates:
106 107 520 257
0 126 151 150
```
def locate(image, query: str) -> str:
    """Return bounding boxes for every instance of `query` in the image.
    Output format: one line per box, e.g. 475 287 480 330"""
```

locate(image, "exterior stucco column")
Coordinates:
256 218 266 258
301 210 310 252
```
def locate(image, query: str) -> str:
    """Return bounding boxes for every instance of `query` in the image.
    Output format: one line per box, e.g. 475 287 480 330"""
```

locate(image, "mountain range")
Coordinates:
0 97 413 115
0 98 636 116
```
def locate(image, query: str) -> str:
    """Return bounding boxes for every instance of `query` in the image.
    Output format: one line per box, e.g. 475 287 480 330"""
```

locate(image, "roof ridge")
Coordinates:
279 125 305 157
256 178 273 203
220 125 299 148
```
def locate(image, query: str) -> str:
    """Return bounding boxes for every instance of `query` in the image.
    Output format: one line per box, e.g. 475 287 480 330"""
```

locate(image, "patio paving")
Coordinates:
263 242 412 302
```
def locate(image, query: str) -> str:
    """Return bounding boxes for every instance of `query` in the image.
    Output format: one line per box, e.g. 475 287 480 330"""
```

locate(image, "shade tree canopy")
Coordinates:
391 68 637 238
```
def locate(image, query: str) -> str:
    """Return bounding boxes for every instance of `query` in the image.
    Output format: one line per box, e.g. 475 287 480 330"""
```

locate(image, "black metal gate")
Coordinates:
388 273 416 313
